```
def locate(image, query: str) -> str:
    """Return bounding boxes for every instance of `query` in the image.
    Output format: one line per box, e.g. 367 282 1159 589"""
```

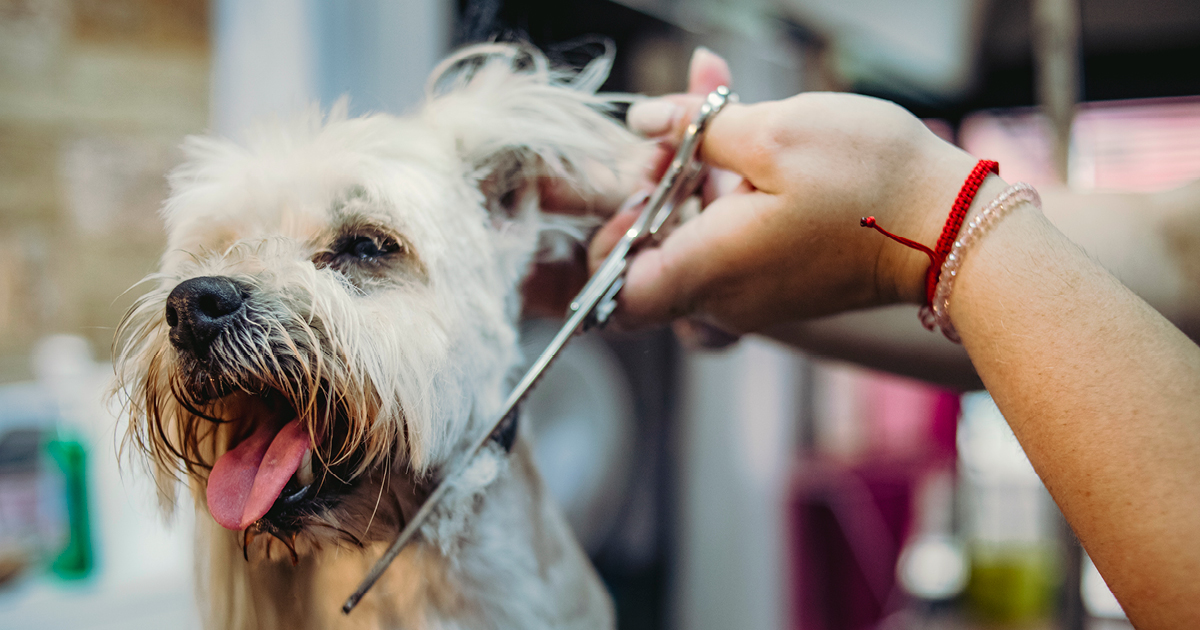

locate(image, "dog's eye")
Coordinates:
348 236 386 259
313 231 422 284
337 235 401 262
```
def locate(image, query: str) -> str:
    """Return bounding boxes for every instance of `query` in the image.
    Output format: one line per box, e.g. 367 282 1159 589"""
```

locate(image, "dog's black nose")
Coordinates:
166 276 247 359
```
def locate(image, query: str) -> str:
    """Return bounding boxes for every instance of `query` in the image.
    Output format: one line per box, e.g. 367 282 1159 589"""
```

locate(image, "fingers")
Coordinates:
617 190 778 327
625 47 732 137
586 188 738 328
590 47 781 330
688 47 731 95
684 101 777 185
626 95 692 138
702 167 752 206
628 98 778 191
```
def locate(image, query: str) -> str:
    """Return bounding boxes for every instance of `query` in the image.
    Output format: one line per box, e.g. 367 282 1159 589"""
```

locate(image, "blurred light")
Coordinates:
780 0 985 99
897 534 968 600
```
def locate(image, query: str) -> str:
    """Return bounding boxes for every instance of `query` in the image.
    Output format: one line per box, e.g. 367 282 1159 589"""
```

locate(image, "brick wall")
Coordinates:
0 0 209 380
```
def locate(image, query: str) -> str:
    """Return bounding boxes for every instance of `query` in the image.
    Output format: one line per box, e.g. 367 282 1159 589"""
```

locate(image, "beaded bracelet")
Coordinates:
862 160 999 324
925 182 1042 342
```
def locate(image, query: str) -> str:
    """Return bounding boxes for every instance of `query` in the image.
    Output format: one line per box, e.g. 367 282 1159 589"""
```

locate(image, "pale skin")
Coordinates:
573 50 1200 627
768 180 1200 390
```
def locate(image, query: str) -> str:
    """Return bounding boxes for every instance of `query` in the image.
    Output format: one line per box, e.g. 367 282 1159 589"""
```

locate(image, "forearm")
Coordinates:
612 81 1200 623
765 181 1200 389
764 308 979 390
953 181 1200 628
1041 184 1200 337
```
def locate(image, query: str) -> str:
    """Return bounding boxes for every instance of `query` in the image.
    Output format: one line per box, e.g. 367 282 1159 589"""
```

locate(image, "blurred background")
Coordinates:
1 0 1198 628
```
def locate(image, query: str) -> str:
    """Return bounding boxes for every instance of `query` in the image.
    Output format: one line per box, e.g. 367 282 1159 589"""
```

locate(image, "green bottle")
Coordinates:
45 431 92 579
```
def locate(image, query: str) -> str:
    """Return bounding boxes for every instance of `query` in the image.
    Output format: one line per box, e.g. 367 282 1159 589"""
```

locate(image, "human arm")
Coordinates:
603 49 1200 387
590 91 1200 627
954 181 1200 630
766 181 1200 390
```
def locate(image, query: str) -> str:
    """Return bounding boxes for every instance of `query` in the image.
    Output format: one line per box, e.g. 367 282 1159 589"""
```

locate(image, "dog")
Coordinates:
112 43 642 629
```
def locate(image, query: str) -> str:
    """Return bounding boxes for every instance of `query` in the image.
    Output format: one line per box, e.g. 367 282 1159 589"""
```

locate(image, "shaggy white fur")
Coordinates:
112 43 644 629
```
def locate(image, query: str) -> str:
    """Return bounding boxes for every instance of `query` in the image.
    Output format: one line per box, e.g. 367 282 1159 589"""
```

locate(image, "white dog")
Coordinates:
113 43 642 629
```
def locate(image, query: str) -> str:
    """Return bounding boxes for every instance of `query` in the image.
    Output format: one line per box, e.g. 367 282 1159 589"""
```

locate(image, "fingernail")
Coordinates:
627 99 680 137
689 46 718 74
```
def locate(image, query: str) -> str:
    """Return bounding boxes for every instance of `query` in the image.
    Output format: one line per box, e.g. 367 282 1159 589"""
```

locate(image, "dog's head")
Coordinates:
113 43 640 556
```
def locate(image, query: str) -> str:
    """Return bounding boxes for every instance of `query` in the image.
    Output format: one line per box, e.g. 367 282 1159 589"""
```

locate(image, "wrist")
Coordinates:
885 150 1007 305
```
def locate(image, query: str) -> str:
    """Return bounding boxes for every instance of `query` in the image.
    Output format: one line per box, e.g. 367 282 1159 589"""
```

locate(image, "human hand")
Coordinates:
525 48 732 319
613 47 746 348
590 51 984 334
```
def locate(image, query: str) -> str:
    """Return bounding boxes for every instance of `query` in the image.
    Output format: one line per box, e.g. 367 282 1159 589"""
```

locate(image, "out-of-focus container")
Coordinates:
0 428 56 586
958 392 1059 624
44 431 92 579
789 363 961 630
0 336 98 586
0 426 93 584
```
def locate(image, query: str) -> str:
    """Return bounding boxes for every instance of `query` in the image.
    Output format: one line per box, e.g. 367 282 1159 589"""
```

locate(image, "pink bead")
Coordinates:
926 183 1041 343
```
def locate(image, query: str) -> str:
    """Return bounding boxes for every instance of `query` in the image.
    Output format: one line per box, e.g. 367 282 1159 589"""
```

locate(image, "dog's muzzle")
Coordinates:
166 275 248 360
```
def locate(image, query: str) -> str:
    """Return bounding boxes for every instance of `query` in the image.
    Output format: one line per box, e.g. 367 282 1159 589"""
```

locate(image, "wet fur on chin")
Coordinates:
111 43 642 629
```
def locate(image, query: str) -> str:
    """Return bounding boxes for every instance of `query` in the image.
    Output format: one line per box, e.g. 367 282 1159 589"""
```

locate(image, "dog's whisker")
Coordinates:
283 533 300 566
321 462 355 486
310 521 364 549
261 530 300 566
361 472 389 539
169 384 229 425
243 527 256 562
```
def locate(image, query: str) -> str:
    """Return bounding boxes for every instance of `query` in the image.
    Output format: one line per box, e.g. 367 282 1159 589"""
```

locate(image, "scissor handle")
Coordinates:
645 86 735 239
574 85 736 329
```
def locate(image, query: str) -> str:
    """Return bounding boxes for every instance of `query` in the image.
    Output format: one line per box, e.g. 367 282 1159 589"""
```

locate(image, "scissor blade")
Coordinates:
343 85 735 616
343 274 605 615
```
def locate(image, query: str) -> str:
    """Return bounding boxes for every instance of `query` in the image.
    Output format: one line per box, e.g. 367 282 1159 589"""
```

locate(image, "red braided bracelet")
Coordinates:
929 160 999 302
861 159 1000 319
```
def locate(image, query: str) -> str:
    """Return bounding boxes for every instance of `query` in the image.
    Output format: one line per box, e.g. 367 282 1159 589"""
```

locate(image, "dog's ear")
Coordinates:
421 42 643 244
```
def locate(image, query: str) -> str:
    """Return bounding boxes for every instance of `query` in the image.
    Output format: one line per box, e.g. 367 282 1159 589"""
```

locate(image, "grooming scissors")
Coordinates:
342 85 735 614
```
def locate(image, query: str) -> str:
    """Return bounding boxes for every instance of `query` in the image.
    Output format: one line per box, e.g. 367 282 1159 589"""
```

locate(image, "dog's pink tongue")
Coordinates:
206 419 310 530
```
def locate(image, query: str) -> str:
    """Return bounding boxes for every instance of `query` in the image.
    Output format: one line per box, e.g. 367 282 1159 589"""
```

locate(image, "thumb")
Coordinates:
628 94 774 192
